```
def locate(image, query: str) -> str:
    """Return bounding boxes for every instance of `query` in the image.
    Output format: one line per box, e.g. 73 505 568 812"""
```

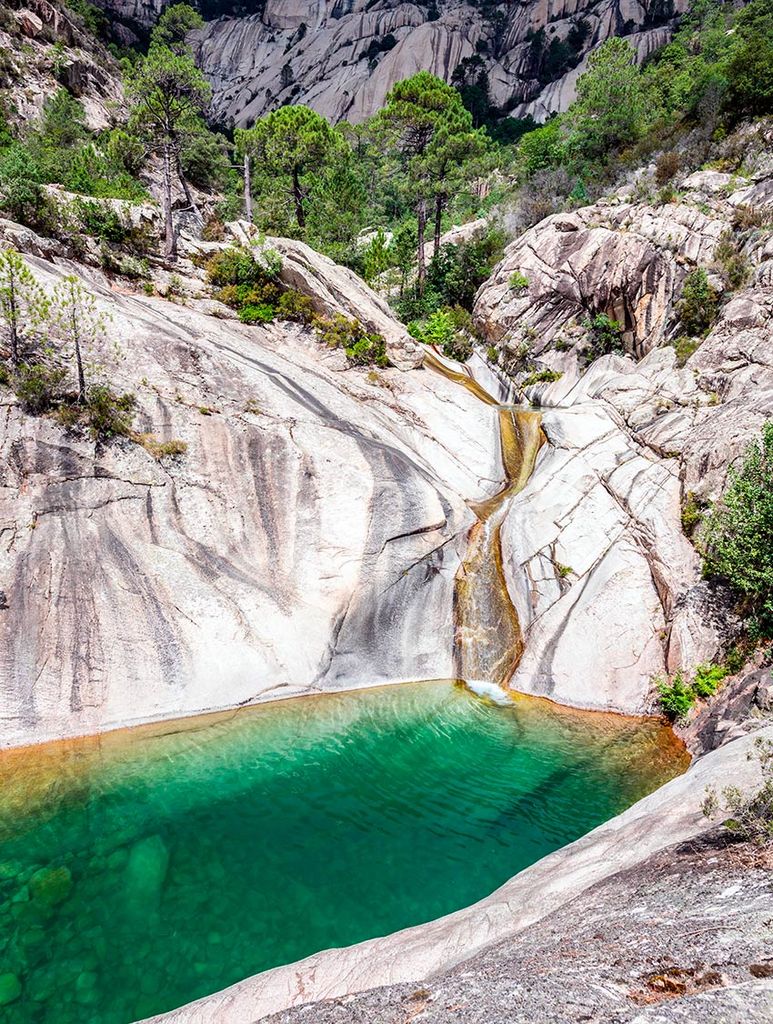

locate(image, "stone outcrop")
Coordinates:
0 242 502 748
0 3 124 130
468 125 773 709
95 0 689 127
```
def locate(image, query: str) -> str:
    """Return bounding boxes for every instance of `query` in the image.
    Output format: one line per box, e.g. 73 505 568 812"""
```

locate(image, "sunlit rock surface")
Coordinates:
95 0 688 127
0 251 503 747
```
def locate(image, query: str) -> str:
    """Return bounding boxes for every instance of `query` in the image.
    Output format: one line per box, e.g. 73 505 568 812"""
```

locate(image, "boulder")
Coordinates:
0 974 21 1006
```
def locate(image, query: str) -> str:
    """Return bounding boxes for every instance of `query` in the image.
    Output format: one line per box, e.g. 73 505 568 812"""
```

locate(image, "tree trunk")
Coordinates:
175 150 199 215
433 194 444 257
162 141 176 261
8 283 18 369
292 165 305 228
243 152 253 223
417 197 427 294
74 333 86 405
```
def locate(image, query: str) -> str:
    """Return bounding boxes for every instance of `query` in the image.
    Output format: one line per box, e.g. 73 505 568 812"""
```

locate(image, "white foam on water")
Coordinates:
463 680 514 706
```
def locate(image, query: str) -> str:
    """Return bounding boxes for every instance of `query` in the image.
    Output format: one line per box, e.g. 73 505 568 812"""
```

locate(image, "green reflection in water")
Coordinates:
0 681 688 1023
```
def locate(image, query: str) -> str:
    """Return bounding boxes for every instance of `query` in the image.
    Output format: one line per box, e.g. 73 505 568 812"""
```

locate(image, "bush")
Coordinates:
238 303 275 325
692 662 727 698
509 271 529 291
681 490 704 536
313 313 388 367
702 421 773 634
82 386 136 439
14 362 66 414
408 307 473 362
678 268 719 336
276 289 315 323
657 669 696 721
73 199 128 244
345 332 388 368
655 149 681 186
206 246 279 288
583 313 624 364
672 335 699 366
522 368 562 387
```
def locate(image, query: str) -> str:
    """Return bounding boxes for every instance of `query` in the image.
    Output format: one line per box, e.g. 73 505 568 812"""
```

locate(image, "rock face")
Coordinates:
0 1 124 130
0 243 502 747
95 0 688 126
471 122 773 710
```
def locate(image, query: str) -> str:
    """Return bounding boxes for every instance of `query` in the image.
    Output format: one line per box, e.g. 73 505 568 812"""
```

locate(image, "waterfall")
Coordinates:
424 350 545 688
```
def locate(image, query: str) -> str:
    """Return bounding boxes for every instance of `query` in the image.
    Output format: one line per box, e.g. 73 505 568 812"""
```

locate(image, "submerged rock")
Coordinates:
0 973 21 1006
29 866 72 909
124 835 169 916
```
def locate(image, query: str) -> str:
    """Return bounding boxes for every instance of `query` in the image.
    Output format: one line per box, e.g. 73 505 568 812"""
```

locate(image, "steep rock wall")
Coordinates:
94 0 689 126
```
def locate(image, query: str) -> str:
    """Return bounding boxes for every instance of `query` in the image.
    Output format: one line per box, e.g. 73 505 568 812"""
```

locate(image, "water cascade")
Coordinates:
423 351 545 688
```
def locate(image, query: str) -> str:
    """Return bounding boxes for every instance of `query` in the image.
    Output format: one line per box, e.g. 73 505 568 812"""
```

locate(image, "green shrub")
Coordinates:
206 246 278 288
657 669 696 721
82 386 136 439
408 308 472 362
238 303 275 325
345 332 388 368
313 313 389 367
14 362 66 414
583 313 624 364
680 491 704 536
509 271 529 291
692 663 727 698
678 268 719 336
73 199 128 244
702 421 773 634
522 368 562 387
672 335 699 366
276 289 315 323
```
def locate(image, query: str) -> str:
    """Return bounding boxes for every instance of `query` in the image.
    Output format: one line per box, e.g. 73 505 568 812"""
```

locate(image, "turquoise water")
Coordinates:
0 681 688 1024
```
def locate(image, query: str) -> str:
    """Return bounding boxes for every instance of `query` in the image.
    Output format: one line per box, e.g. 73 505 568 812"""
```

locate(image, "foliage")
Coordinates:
509 271 529 291
79 385 136 439
582 313 624 364
152 3 203 53
681 490 704 536
692 662 727 698
673 335 700 367
236 106 342 229
702 421 773 633
657 670 696 721
49 274 110 404
407 307 473 361
522 368 562 387
276 290 315 323
566 38 644 160
0 248 49 368
313 313 388 367
678 268 719 335
14 362 66 414
703 736 773 845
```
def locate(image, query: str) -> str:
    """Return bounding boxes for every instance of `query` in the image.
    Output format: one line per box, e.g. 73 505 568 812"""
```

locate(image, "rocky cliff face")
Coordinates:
2 115 772 743
471 119 773 711
95 0 688 125
0 228 504 747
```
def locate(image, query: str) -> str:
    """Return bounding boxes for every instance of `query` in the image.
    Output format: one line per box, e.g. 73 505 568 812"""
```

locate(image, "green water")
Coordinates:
0 681 688 1024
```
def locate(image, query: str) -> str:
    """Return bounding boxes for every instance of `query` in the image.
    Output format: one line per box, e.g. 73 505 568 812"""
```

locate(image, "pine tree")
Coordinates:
0 248 49 371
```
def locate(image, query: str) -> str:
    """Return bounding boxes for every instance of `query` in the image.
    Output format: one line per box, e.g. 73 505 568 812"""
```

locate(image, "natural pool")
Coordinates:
0 680 689 1024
